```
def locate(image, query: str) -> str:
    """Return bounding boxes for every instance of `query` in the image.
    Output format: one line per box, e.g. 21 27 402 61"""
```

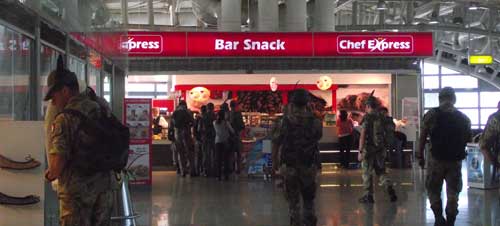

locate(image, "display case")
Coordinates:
467 143 500 189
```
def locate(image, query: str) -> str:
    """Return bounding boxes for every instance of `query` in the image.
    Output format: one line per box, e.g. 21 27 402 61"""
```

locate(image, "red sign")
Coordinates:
77 32 433 58
187 32 313 57
314 32 433 57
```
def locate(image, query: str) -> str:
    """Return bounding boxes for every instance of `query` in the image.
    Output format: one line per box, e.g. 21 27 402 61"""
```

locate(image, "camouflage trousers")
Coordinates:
58 190 113 226
361 151 393 196
202 138 216 177
283 164 317 226
175 137 194 176
425 156 463 218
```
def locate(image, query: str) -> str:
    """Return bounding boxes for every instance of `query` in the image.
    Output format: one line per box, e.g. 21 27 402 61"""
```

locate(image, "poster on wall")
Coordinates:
124 98 152 185
336 84 390 125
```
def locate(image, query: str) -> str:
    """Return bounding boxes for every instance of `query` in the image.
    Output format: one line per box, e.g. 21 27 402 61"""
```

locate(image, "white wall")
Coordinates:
175 73 391 85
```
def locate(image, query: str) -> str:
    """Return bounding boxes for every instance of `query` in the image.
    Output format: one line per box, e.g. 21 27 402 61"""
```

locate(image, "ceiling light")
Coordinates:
428 19 439 24
376 0 387 11
469 2 479 10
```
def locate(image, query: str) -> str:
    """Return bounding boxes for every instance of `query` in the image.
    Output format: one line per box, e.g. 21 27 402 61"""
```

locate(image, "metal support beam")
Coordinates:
121 0 128 26
147 0 154 26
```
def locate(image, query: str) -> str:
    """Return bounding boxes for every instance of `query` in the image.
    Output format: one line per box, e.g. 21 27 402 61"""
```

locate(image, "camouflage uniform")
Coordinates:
278 105 322 226
360 111 394 197
479 111 500 165
172 107 194 176
422 104 471 221
50 94 117 226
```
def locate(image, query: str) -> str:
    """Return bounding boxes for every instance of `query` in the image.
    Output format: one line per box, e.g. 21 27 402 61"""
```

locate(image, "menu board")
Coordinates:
124 99 152 185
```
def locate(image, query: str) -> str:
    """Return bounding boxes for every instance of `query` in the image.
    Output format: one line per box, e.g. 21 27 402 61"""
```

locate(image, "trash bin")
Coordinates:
466 143 500 189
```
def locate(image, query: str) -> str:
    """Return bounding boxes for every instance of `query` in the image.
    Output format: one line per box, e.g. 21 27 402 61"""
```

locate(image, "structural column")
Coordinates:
121 0 128 26
147 0 154 26
220 0 242 31
112 66 126 121
314 0 335 31
257 0 278 31
283 0 307 31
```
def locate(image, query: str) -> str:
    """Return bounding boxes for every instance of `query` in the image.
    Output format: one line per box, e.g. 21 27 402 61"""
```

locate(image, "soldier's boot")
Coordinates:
0 154 40 170
358 194 375 204
445 215 456 226
387 186 397 202
0 192 40 205
431 204 446 226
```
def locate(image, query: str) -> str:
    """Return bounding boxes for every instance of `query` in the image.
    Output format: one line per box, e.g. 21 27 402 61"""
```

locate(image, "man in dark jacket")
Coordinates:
230 100 245 174
171 101 194 177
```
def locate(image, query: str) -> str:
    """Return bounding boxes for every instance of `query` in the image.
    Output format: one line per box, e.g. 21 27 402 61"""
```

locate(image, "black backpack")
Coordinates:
430 108 469 161
60 97 130 174
281 115 321 166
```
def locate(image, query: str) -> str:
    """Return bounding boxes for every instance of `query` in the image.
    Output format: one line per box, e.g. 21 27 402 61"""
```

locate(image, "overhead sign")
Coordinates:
469 55 493 65
78 32 433 58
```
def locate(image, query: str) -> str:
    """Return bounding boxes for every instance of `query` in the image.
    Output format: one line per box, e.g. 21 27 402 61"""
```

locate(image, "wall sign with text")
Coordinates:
74 32 433 58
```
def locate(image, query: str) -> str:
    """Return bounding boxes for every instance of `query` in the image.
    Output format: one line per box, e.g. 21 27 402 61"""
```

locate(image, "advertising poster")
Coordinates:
336 84 390 125
124 98 152 185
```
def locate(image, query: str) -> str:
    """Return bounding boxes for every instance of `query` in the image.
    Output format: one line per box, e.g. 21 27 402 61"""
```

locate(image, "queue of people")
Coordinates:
168 100 245 180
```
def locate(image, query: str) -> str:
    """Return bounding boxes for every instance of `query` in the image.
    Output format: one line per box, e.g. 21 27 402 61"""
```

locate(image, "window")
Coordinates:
424 93 439 108
423 63 440 75
156 84 168 92
441 76 478 89
423 76 439 89
441 67 460 75
458 109 479 125
480 92 500 107
481 108 497 125
127 83 155 92
455 92 478 108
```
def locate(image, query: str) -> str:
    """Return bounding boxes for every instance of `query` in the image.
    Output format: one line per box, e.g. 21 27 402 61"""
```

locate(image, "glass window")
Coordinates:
423 63 440 75
423 76 439 89
458 108 479 125
39 45 59 119
127 83 155 92
441 67 460 74
103 73 112 109
441 76 478 89
455 92 478 108
481 108 497 125
480 92 500 107
424 93 439 108
472 125 480 129
88 66 99 93
156 84 168 92
0 27 32 121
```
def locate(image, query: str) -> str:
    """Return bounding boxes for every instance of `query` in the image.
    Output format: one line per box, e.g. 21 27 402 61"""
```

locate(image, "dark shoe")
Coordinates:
433 216 446 226
446 215 456 226
388 186 397 202
358 194 375 204
0 154 40 170
0 192 40 205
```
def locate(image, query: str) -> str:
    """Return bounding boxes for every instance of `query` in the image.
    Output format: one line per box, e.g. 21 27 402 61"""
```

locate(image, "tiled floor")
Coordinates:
129 165 500 226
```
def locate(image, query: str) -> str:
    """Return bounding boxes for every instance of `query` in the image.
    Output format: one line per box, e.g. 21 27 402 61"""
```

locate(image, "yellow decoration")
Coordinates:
317 76 333 90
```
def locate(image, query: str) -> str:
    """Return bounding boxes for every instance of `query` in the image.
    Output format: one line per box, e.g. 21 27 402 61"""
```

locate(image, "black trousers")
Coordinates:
338 135 353 167
215 142 230 179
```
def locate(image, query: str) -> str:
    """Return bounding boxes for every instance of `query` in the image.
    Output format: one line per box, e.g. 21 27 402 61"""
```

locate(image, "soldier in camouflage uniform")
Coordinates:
171 101 194 177
479 100 500 170
417 87 471 226
276 89 322 226
358 93 397 204
44 60 116 226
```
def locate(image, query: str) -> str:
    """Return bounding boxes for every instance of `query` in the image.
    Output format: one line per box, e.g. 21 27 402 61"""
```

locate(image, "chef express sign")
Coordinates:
119 32 432 57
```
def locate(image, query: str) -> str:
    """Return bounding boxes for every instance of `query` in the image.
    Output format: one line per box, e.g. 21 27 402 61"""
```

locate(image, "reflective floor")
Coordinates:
130 165 500 226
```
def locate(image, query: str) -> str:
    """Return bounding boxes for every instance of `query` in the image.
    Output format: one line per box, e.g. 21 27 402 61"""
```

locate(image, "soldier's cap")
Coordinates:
439 86 455 98
290 88 310 106
44 55 79 101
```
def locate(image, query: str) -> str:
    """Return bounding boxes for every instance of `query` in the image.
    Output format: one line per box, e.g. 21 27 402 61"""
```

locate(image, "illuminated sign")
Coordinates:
469 55 493 65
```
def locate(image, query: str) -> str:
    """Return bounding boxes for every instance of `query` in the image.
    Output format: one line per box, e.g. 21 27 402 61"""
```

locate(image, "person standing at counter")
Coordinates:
336 110 354 169
171 101 194 177
213 110 235 180
152 107 168 136
201 103 217 177
479 100 500 169
417 87 471 226
230 100 245 174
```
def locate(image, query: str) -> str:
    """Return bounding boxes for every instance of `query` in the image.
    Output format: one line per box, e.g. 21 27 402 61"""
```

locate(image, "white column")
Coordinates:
257 0 279 31
220 0 242 31
283 0 307 31
314 0 335 31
